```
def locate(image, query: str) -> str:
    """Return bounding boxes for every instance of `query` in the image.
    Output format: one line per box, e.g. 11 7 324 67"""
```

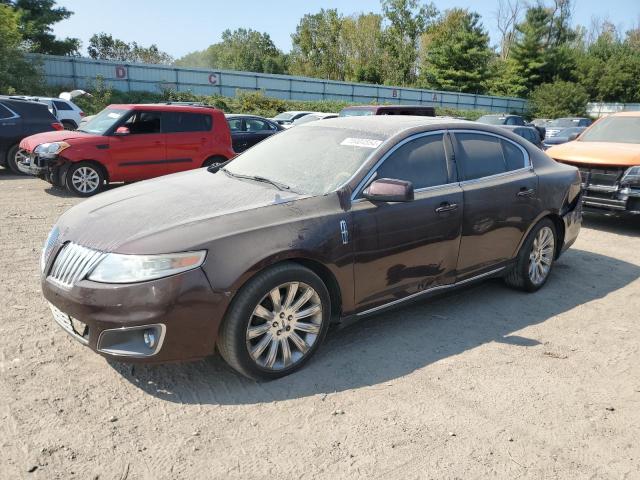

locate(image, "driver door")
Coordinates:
351 132 463 313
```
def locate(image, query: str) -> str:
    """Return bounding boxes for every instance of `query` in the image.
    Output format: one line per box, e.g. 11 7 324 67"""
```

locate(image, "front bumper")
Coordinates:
18 152 66 186
581 185 640 214
42 268 230 363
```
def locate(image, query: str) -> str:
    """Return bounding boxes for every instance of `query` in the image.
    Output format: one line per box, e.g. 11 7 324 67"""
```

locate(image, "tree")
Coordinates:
0 0 79 55
494 0 523 59
87 33 173 64
290 9 346 80
176 29 287 74
529 80 589 117
509 7 552 93
0 3 40 92
419 9 492 93
381 0 437 86
341 13 385 83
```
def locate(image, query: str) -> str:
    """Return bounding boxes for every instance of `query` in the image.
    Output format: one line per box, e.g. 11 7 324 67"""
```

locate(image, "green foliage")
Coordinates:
175 28 287 74
528 80 589 117
419 9 492 93
0 3 41 93
88 32 173 64
0 0 79 55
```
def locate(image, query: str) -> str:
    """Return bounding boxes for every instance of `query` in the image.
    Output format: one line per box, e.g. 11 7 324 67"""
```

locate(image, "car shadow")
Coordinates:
110 248 640 405
583 212 640 237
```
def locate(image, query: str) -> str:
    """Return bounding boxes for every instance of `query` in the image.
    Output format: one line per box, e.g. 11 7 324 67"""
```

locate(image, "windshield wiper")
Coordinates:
222 168 292 192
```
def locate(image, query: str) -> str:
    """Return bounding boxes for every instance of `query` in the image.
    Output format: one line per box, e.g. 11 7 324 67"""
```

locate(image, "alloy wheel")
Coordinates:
528 226 555 285
14 149 30 174
246 282 323 371
71 166 100 194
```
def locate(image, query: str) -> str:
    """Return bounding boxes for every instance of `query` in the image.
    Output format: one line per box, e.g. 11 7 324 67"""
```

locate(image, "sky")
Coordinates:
53 0 639 59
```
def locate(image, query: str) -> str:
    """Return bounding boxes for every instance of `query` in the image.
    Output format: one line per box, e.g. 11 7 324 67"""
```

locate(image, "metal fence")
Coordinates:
29 54 528 114
587 102 640 118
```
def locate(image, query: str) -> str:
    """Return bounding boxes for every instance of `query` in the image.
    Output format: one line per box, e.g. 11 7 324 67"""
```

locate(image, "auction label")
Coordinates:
341 138 383 149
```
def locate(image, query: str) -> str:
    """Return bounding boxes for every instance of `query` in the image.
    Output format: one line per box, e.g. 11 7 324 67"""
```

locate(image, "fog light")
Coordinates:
143 330 156 348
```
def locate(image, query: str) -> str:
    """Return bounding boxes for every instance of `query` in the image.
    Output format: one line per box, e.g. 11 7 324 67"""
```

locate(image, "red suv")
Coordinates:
19 104 235 196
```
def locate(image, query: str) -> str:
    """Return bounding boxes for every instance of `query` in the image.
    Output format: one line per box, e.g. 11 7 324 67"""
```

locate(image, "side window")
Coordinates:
163 112 211 133
0 103 15 120
514 117 525 126
505 117 515 125
227 118 244 132
53 100 73 111
501 139 527 171
453 133 506 180
375 134 449 190
246 119 271 132
124 111 161 134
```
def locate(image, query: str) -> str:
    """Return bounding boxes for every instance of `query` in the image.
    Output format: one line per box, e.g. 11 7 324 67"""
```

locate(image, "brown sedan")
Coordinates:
41 117 583 380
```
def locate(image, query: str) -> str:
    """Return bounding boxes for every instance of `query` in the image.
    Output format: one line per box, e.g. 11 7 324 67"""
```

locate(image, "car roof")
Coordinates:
225 114 272 119
305 115 473 137
277 110 314 115
108 103 220 113
499 125 534 130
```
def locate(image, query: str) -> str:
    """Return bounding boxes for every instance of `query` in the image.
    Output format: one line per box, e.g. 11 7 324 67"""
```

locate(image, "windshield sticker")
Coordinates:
107 112 122 119
340 138 383 149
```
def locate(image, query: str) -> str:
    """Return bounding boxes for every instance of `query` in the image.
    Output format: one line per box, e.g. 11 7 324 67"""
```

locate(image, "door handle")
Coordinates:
435 202 458 213
517 188 535 197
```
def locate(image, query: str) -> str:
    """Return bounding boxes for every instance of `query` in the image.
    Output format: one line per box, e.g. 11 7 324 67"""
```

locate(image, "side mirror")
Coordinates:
114 126 130 136
363 178 414 203
568 132 580 141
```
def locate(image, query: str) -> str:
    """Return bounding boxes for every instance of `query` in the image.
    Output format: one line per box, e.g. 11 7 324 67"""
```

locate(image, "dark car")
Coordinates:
0 97 63 174
225 114 283 153
340 105 436 117
41 117 582 380
542 127 586 149
499 125 544 149
477 114 526 126
545 118 592 139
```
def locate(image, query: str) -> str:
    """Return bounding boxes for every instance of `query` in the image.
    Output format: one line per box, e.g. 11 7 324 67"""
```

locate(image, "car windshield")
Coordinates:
558 127 583 137
273 112 295 121
340 108 374 117
77 108 128 134
578 116 640 144
477 115 506 125
548 118 581 127
224 125 386 195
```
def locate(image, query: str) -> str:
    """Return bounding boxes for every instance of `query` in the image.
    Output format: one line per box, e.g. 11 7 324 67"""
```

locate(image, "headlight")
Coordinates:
34 142 70 158
621 166 640 187
87 251 207 284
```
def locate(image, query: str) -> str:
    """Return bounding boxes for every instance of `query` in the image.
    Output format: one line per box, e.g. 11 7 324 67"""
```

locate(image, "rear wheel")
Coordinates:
6 145 27 175
65 162 105 197
505 218 557 292
217 263 331 381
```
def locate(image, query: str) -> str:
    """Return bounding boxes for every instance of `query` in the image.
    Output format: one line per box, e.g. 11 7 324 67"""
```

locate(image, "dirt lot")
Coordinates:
1 170 639 480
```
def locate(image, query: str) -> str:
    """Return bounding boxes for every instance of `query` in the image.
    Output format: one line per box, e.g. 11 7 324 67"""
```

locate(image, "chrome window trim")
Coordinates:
356 267 505 317
0 103 20 121
350 130 449 201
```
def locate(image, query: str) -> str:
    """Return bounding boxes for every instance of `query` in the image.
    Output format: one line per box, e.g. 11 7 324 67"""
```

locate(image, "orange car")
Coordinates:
546 112 640 214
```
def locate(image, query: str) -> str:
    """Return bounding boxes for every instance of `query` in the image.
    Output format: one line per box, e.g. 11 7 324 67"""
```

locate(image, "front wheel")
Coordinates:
6 145 28 175
217 263 331 381
65 162 105 197
505 218 557 292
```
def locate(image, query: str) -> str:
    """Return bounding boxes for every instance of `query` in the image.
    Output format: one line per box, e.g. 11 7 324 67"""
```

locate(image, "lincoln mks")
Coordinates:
41 117 582 380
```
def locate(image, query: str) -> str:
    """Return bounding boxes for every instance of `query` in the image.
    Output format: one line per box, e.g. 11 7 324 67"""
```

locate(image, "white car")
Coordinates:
271 111 314 128
10 91 87 130
292 112 338 126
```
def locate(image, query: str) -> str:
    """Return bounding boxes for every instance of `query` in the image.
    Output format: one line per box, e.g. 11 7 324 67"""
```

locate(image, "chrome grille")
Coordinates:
48 242 107 288
578 167 624 188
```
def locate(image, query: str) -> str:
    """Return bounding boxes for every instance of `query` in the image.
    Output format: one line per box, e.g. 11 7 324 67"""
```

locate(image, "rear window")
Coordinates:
163 112 212 133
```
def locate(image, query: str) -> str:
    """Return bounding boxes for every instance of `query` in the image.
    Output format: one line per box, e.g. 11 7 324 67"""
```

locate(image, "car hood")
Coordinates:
20 130 97 151
55 169 310 254
546 141 640 167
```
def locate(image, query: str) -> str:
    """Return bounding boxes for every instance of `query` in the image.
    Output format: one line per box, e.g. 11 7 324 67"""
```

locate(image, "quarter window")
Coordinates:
0 103 15 119
375 134 449 189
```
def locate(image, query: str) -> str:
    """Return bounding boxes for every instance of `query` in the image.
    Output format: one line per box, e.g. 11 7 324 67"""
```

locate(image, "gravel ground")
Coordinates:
1 170 639 480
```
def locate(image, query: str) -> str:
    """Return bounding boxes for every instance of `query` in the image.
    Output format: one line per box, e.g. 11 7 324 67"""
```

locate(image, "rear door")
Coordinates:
163 111 213 171
450 130 538 279
351 132 463 312
108 110 167 181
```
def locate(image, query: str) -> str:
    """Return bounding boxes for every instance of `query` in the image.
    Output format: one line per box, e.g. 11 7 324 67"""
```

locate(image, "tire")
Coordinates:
61 120 77 131
217 262 331 381
6 145 27 175
65 162 105 197
202 156 227 168
504 218 557 292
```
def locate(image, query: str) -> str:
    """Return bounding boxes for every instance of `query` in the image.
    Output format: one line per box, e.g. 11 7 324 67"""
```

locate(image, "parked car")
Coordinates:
19 103 234 196
225 114 282 153
7 95 85 130
531 118 551 127
271 111 314 127
292 112 338 125
41 116 582 380
499 125 544 149
477 114 526 126
546 112 640 214
339 105 436 117
542 127 587 149
545 118 592 139
0 97 63 174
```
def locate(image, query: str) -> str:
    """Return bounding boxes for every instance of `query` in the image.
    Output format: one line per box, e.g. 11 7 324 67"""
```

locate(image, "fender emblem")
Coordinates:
339 220 349 245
